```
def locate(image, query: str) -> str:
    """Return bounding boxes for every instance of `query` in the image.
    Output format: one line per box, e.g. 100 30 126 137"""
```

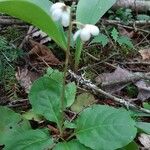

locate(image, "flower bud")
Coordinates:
87 25 99 36
61 11 70 27
50 2 65 13
80 28 91 42
73 30 82 41
73 24 99 42
52 8 62 21
50 2 70 27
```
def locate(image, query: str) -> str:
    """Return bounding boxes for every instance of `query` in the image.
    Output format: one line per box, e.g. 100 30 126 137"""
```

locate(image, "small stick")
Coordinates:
122 61 150 65
69 70 150 114
0 18 25 25
101 72 150 87
104 20 150 26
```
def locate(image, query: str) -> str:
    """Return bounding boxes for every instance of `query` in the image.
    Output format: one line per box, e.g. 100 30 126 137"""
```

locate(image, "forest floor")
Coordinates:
0 7 150 149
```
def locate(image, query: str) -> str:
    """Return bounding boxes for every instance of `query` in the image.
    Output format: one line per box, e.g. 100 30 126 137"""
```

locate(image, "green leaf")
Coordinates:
90 34 109 47
54 140 91 150
129 110 150 117
71 93 96 113
117 36 133 48
46 68 76 107
111 27 119 42
75 37 83 71
0 0 67 50
65 82 77 107
45 67 64 83
143 102 150 110
29 77 76 129
76 0 117 24
64 120 76 129
0 106 31 145
137 14 150 21
6 129 53 150
29 77 63 129
75 105 137 150
22 110 43 122
118 141 139 150
136 122 150 134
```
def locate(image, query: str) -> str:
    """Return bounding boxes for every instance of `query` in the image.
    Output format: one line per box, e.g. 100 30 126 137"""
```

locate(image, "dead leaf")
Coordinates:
95 67 132 93
71 93 96 113
136 80 150 101
139 49 150 60
28 40 61 66
118 26 134 38
138 133 150 149
16 67 41 93
95 66 150 101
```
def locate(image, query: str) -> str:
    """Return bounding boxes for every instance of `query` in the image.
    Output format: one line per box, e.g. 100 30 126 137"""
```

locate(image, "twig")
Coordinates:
135 33 150 47
103 20 150 34
101 72 150 87
79 52 118 71
101 23 117 49
68 70 150 114
113 0 150 12
0 18 25 25
6 99 29 108
85 52 99 61
122 61 150 65
47 125 60 135
104 20 150 26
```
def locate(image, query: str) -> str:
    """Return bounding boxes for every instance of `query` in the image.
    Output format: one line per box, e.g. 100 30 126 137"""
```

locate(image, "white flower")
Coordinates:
50 2 70 27
50 2 65 12
73 24 99 42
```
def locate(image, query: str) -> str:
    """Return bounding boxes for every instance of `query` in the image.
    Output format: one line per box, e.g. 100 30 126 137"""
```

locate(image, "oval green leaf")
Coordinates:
0 0 67 50
0 106 31 145
65 82 77 107
6 129 53 150
45 68 76 107
29 77 76 129
75 105 137 150
76 0 117 24
29 77 63 129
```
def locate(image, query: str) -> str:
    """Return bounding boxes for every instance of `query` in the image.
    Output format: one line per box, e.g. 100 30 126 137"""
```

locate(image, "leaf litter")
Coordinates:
95 66 150 101
16 39 62 93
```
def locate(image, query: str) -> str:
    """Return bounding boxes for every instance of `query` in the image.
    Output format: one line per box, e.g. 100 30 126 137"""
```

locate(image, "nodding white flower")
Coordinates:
73 24 99 42
50 2 70 27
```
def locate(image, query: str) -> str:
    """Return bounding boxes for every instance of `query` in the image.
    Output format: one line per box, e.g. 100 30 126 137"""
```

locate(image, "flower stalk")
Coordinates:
60 10 72 136
50 2 100 133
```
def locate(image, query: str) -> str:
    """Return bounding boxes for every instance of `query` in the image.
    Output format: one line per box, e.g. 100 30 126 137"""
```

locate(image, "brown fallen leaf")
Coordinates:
16 67 41 93
139 49 150 60
95 66 150 101
28 40 61 66
95 67 132 93
118 26 134 38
